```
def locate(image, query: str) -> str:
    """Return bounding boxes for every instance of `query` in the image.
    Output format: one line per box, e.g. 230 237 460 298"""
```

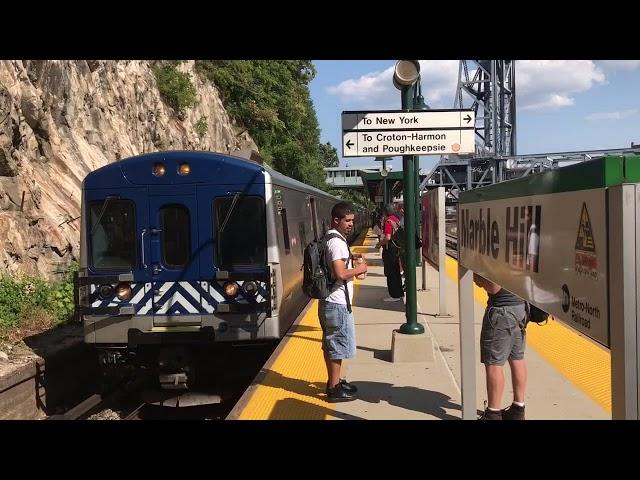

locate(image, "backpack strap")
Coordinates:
324 232 352 313
385 218 400 252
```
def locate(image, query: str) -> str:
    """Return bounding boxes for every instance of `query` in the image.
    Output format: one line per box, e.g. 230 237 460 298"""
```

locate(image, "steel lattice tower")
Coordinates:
455 60 516 157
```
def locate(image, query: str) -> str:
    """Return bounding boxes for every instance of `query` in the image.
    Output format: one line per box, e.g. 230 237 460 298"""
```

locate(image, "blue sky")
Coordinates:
309 60 640 173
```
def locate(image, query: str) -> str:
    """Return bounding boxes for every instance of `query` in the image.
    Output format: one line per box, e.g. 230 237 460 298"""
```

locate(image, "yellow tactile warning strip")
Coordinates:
236 230 371 420
444 256 611 413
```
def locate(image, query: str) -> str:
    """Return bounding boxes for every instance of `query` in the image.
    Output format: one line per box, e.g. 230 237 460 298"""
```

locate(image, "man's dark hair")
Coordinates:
383 204 395 216
331 201 354 221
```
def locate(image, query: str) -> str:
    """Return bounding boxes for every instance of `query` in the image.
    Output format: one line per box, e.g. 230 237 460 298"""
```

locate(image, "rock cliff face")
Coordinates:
0 60 256 280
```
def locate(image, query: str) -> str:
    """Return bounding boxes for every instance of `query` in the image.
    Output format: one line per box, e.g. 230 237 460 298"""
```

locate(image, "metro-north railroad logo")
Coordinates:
574 202 597 279
561 284 570 313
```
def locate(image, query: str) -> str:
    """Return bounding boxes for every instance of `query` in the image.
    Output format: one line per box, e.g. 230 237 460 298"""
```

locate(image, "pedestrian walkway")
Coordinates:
228 230 609 420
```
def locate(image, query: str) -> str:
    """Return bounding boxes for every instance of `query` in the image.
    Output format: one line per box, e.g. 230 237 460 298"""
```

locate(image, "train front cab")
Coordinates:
78 153 279 372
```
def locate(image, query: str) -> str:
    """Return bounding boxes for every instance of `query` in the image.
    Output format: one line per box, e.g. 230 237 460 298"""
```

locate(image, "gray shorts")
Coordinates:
480 304 526 365
318 301 356 360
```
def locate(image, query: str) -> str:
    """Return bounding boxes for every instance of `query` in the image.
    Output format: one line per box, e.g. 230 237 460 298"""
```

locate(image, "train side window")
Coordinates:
89 199 136 271
281 208 291 255
160 205 191 268
309 197 318 241
298 222 306 256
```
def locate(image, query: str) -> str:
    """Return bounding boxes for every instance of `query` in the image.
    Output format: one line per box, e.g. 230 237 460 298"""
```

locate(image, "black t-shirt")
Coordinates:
487 288 524 308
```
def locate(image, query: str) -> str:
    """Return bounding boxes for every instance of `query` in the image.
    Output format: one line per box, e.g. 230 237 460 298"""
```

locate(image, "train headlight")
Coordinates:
223 282 239 298
243 281 259 296
116 283 132 301
153 163 166 177
99 284 114 299
178 163 191 176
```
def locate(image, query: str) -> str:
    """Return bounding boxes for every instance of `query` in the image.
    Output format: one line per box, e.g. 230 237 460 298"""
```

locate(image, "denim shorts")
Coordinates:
480 304 526 365
318 301 356 360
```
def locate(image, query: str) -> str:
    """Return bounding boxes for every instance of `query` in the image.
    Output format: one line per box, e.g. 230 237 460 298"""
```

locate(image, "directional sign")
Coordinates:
342 109 475 158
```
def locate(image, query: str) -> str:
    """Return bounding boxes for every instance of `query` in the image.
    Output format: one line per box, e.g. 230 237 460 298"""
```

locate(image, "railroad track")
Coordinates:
445 233 458 259
48 376 147 420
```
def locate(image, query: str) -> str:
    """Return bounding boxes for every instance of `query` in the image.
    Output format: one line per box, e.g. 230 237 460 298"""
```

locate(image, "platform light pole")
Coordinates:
374 157 390 206
393 60 424 335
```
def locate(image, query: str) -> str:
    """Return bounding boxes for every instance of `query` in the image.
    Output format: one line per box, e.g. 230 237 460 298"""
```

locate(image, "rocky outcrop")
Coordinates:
0 60 256 280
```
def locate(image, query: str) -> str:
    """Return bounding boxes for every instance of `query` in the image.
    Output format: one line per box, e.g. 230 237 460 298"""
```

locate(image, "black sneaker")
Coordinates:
339 379 358 393
326 382 357 402
502 403 525 420
478 408 502 420
478 401 502 420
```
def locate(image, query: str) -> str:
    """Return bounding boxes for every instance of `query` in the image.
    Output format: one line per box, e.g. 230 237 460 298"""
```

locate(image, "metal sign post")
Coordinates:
608 184 639 419
422 187 450 315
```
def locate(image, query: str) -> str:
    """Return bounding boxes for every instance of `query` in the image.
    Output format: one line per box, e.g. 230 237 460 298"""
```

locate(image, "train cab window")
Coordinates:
214 196 266 266
160 205 191 268
89 199 136 270
280 208 291 255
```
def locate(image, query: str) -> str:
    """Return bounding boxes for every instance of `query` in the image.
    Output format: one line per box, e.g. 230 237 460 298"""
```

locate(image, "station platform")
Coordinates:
227 230 610 420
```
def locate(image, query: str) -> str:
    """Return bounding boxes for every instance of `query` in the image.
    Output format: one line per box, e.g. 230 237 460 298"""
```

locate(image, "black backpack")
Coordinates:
302 233 351 310
525 302 549 325
388 218 422 257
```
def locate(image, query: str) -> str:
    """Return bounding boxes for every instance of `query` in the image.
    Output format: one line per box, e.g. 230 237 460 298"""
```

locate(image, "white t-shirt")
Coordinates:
527 225 539 256
325 229 353 305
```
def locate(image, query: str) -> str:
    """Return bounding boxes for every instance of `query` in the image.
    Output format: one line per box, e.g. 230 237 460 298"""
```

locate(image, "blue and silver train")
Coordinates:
75 151 366 388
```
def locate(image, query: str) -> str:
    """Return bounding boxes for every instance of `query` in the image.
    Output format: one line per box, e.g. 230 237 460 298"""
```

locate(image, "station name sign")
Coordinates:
458 189 608 346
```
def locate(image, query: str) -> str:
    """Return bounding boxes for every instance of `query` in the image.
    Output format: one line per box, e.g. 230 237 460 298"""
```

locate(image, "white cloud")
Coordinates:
326 60 459 110
326 66 395 106
523 94 575 111
599 60 640 71
327 60 607 113
585 109 639 121
517 60 606 111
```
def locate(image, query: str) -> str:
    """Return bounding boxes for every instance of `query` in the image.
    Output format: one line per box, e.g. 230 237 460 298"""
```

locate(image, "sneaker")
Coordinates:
326 382 357 402
478 401 502 420
339 379 358 393
478 408 502 420
383 297 403 302
501 403 525 420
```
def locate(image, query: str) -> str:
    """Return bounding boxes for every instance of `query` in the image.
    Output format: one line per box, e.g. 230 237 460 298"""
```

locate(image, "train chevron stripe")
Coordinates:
198 282 223 314
154 281 204 314
90 283 145 308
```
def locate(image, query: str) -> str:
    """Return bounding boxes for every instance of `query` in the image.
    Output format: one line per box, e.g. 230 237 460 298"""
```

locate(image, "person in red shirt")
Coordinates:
375 204 403 302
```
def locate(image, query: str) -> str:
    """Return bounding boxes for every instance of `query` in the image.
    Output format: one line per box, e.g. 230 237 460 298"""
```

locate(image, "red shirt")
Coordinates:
383 215 400 236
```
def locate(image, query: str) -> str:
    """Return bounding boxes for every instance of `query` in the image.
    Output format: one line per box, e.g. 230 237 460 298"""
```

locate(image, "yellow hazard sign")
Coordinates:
575 202 596 253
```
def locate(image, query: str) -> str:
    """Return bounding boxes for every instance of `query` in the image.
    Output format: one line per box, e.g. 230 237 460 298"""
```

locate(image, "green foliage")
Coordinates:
0 262 78 341
195 116 208 139
195 60 331 190
318 142 339 168
153 62 197 114
330 188 373 212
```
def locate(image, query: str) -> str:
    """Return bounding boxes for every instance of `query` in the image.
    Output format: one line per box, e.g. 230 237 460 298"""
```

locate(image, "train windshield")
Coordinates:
89 199 136 270
214 196 266 267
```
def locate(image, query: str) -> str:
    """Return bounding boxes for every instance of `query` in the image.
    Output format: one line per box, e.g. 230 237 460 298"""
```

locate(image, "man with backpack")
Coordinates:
317 202 368 402
473 273 527 420
376 204 404 302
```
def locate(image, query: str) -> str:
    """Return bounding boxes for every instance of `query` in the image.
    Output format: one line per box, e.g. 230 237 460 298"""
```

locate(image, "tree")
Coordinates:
195 60 330 190
318 142 339 168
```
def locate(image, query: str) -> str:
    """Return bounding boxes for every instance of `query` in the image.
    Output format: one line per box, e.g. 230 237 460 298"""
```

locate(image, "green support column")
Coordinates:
414 155 422 267
399 85 423 335
382 157 388 206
